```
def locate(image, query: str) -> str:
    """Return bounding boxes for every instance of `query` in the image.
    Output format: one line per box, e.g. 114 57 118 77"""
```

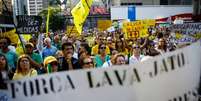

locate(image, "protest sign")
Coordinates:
123 19 155 39
16 15 42 34
2 41 201 101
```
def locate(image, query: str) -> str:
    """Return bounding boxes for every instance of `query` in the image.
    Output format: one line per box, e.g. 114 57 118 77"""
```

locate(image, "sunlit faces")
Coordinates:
20 58 30 70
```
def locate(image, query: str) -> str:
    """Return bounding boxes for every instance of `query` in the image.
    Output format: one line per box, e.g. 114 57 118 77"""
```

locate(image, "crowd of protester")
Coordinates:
0 25 197 89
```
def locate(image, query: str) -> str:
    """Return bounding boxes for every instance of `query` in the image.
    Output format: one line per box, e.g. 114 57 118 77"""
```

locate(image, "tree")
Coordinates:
38 0 66 32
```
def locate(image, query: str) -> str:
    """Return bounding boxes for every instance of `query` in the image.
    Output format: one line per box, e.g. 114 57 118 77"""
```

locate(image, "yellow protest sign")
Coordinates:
97 20 112 31
123 19 155 39
123 21 141 39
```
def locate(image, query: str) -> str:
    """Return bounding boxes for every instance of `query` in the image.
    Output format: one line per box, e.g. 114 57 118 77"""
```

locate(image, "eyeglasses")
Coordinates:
100 47 106 49
84 61 93 65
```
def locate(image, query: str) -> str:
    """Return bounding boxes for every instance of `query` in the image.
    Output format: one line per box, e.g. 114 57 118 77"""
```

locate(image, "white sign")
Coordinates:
171 23 201 34
1 41 201 101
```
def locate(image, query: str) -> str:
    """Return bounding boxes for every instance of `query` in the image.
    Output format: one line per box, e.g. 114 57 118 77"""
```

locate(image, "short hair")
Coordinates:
62 42 74 51
44 37 51 43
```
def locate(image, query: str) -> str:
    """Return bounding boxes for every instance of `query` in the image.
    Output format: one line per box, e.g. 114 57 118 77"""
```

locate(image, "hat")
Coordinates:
43 56 57 67
25 43 34 47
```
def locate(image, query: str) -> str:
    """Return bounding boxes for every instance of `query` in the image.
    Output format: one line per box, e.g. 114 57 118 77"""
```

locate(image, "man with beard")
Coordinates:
58 42 81 71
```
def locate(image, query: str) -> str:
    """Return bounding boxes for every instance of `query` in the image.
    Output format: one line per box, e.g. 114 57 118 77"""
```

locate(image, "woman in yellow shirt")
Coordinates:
12 54 37 80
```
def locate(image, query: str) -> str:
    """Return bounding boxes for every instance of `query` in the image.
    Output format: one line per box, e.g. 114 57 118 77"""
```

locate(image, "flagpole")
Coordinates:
46 4 50 37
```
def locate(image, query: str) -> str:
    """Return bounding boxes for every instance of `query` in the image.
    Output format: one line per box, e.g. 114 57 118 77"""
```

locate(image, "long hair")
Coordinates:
16 54 33 73
115 39 126 52
0 54 9 71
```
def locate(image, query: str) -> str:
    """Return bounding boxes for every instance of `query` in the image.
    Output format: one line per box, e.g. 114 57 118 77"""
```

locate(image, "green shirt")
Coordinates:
30 53 43 64
0 50 18 70
94 55 110 68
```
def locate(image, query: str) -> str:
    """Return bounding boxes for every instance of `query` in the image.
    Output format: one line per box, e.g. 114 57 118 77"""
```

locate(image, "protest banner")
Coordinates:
170 23 201 35
123 19 155 39
16 15 42 34
1 41 201 101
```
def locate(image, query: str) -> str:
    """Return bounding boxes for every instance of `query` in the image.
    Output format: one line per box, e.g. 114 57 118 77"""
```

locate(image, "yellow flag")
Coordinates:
71 0 93 35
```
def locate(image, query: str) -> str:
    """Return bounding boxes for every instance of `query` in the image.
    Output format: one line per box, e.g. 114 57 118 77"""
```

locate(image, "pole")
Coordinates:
2 0 26 53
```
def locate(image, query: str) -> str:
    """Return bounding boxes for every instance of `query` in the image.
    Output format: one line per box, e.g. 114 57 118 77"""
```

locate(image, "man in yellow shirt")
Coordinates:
91 36 110 55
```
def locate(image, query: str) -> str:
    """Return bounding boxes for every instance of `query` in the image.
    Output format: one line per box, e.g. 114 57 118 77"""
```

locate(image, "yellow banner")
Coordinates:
97 20 112 31
71 0 93 35
123 19 155 39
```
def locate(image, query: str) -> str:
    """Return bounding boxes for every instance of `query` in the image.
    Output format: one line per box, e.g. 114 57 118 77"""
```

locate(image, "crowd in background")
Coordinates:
0 25 197 89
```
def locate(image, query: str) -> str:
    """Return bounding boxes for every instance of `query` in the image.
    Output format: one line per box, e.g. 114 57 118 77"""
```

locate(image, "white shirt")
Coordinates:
102 60 112 68
129 55 144 64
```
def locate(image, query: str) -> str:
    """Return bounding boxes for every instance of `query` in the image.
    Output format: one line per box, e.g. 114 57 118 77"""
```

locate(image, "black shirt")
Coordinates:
58 57 81 71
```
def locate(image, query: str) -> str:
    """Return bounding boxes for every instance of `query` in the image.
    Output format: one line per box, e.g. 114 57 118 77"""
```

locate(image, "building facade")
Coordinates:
27 0 43 15
0 0 13 14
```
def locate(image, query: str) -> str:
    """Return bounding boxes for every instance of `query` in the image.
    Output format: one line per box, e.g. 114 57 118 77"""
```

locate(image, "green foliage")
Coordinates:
38 6 66 32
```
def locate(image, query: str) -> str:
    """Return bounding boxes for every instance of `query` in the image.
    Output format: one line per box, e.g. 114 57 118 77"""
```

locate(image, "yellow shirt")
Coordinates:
91 44 110 55
12 69 37 80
